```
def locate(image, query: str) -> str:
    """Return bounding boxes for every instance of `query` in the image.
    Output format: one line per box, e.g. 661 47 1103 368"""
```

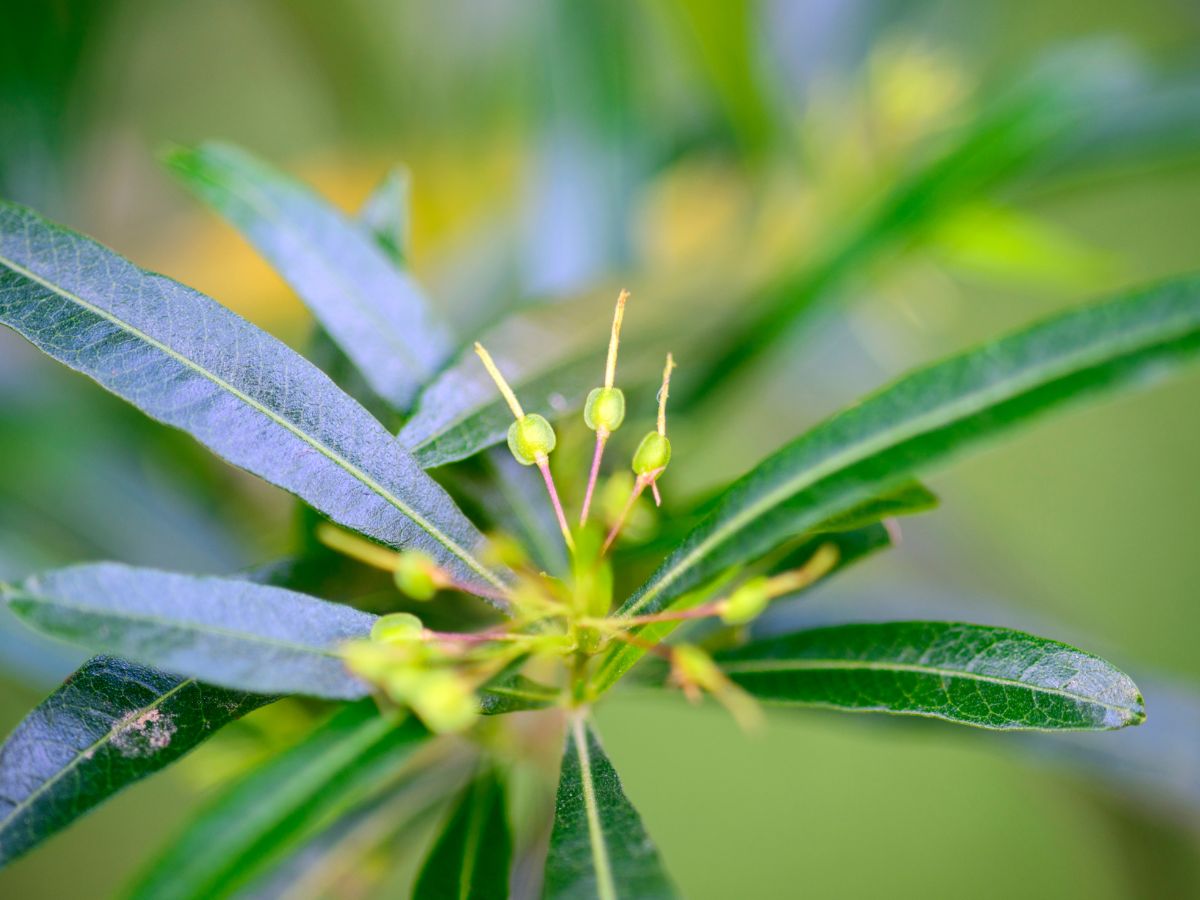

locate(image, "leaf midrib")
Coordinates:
0 677 193 838
719 657 1138 715
574 717 617 900
622 308 1196 617
10 593 355 664
0 250 506 595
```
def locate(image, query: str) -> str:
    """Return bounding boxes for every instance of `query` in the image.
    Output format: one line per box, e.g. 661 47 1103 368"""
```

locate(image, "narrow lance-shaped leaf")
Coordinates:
0 201 507 599
413 768 512 900
130 701 427 900
165 143 449 409
716 621 1146 731
544 717 676 900
0 656 271 867
3 563 375 699
618 276 1200 624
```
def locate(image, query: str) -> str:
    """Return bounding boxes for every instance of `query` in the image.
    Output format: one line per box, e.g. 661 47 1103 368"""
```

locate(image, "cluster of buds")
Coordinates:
475 290 675 555
326 291 844 735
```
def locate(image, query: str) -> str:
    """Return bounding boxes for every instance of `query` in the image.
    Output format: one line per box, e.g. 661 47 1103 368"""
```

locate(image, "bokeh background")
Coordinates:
2 1 1199 897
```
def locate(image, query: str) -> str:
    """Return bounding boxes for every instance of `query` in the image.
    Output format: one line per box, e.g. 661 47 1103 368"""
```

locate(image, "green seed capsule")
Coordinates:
632 432 671 475
584 386 626 433
720 576 772 625
507 413 557 466
371 612 424 644
394 552 437 601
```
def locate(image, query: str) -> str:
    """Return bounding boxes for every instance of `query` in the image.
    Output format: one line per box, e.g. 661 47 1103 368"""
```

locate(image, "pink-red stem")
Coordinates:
537 457 576 552
579 431 608 526
602 476 648 554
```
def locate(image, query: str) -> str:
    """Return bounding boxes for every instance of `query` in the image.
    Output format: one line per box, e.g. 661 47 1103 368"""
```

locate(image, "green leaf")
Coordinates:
130 701 427 900
164 143 448 409
544 717 676 900
809 481 937 533
413 768 512 900
0 656 270 868
0 200 507 599
478 672 559 716
716 621 1146 731
359 166 412 266
594 524 893 694
619 276 1200 622
4 563 374 699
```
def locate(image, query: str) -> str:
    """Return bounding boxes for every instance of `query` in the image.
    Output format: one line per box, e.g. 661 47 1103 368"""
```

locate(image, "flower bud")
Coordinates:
393 552 437 601
584 386 626 433
371 612 424 644
507 413 557 466
632 432 671 476
720 576 772 625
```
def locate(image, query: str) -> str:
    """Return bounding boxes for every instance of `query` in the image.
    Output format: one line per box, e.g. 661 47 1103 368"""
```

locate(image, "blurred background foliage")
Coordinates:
2 1 1199 897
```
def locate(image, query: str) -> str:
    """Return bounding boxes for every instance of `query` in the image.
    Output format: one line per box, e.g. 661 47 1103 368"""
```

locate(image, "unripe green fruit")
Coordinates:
371 612 424 643
507 413 557 466
720 576 771 625
632 432 671 475
394 553 437 601
584 387 626 433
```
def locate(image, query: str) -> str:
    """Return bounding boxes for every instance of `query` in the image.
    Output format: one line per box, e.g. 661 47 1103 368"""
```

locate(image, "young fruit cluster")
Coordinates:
330 291 833 734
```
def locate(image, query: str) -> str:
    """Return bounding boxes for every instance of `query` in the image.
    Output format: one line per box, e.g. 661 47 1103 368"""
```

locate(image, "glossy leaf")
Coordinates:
4 563 374 699
130 701 426 900
618 277 1200 622
413 768 512 900
0 201 506 598
0 656 269 868
594 524 893 694
544 717 676 900
717 621 1145 730
164 143 448 408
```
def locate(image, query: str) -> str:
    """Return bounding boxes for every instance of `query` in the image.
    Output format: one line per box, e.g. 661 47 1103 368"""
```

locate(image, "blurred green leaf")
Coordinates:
413 767 511 900
716 621 1145 731
0 656 270 868
806 481 937 534
619 276 1200 623
164 143 448 408
686 55 1183 399
130 701 426 900
4 563 374 699
358 165 412 267
0 201 506 598
544 717 676 900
